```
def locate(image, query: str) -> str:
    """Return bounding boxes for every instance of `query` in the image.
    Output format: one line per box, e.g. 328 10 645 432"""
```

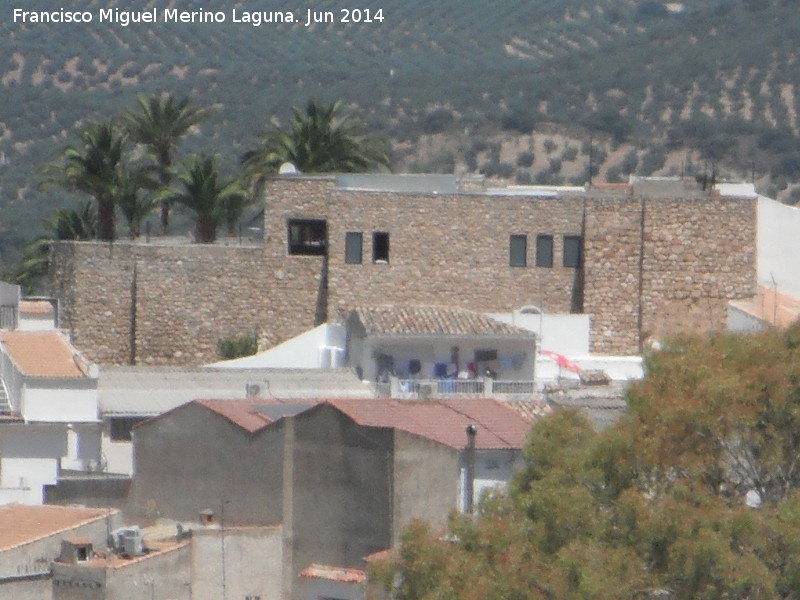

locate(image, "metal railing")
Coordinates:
390 377 537 399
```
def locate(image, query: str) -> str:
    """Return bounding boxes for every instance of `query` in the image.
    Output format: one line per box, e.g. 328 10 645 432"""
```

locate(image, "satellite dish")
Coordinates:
279 162 299 175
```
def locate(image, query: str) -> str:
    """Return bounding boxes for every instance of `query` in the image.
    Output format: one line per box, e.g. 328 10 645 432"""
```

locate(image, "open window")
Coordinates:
287 219 327 256
373 231 390 263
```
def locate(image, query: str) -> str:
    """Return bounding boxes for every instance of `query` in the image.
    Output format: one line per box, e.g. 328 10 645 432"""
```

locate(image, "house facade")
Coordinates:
0 504 119 600
0 331 100 504
126 396 531 599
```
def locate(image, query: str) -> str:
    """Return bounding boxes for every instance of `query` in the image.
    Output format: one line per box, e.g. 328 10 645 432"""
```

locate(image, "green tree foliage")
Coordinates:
45 122 126 241
377 325 800 600
10 201 96 294
163 155 247 244
123 94 210 234
241 99 391 180
216 333 258 360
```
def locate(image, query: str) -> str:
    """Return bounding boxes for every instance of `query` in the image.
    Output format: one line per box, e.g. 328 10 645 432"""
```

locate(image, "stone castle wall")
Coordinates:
51 176 757 365
50 241 323 366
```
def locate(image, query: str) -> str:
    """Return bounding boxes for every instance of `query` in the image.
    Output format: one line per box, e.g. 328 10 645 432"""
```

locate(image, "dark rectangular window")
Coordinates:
474 349 498 362
110 417 147 442
536 234 553 268
563 235 583 268
287 219 327 256
373 231 389 263
509 234 527 267
344 232 363 264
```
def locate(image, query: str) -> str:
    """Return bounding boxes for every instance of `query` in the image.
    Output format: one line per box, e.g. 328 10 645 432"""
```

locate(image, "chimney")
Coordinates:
463 425 478 514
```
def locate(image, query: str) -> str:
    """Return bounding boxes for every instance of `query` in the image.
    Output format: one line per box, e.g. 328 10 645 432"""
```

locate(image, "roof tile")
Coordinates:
192 397 533 450
299 564 366 583
0 504 116 552
0 331 87 378
351 305 535 337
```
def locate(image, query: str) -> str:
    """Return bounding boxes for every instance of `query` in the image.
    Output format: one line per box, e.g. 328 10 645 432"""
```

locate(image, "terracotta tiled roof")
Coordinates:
18 300 54 316
0 331 87 378
190 397 533 450
299 563 366 583
329 397 532 450
350 305 534 337
0 504 116 552
195 399 276 433
363 548 394 563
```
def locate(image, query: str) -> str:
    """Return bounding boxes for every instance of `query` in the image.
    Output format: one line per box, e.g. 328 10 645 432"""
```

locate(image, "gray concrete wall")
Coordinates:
6 511 120 600
392 431 459 543
192 526 283 600
287 405 393 591
127 403 285 525
105 544 191 600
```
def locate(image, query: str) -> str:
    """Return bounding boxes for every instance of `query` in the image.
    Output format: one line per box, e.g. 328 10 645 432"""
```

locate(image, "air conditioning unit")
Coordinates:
109 526 143 556
418 384 433 399
245 384 261 398
122 529 144 557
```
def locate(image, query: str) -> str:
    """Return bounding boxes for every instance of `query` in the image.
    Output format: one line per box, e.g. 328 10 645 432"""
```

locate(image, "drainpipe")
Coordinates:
464 425 478 514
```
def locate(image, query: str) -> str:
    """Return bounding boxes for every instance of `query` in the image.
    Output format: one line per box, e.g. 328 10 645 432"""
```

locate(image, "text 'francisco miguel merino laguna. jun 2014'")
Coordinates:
12 7 386 27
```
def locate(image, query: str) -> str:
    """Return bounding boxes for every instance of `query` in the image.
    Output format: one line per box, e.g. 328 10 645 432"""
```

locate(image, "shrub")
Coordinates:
217 334 258 359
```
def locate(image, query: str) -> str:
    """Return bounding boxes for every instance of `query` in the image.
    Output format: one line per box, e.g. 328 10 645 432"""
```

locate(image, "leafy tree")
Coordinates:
375 325 800 600
45 122 125 241
123 94 209 234
163 155 247 243
241 99 390 180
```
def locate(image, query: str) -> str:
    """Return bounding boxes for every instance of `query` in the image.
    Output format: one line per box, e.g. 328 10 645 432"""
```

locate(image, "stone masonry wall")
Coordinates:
583 193 757 354
582 195 643 355
263 177 586 321
51 177 757 365
640 196 756 344
50 241 323 366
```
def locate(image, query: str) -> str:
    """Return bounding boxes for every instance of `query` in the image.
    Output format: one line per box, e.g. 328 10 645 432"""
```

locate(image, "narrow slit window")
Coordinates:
373 232 389 263
536 235 553 268
344 232 363 264
509 234 527 267
563 235 583 268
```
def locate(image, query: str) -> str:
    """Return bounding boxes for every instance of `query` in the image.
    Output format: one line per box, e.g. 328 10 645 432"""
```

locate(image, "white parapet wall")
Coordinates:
487 309 591 356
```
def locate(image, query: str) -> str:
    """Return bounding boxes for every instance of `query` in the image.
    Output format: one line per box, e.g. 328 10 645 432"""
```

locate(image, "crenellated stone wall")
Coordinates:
50 175 757 365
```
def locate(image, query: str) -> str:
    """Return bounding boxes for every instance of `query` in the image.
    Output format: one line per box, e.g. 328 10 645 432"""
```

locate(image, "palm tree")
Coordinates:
10 201 97 294
241 99 390 180
123 94 209 234
48 122 125 241
117 167 158 239
163 155 247 243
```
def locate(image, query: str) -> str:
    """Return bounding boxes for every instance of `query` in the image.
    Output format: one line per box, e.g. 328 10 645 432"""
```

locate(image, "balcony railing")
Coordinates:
389 377 537 399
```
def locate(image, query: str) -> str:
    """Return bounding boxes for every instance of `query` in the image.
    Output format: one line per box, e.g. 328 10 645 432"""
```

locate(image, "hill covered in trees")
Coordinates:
3 0 800 263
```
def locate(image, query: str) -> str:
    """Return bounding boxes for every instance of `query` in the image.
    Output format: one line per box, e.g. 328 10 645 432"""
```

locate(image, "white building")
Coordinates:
0 330 100 504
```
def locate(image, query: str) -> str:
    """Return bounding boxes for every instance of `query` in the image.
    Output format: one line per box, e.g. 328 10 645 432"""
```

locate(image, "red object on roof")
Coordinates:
540 350 582 373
